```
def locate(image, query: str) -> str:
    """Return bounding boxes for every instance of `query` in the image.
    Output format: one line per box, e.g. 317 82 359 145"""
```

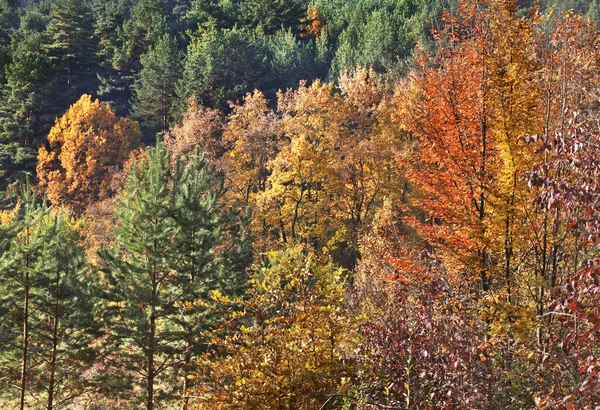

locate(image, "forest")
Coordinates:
1 0 600 409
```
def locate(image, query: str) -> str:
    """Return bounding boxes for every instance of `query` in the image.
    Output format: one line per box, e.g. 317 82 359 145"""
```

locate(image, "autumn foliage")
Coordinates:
195 245 356 409
37 94 140 213
3 1 600 409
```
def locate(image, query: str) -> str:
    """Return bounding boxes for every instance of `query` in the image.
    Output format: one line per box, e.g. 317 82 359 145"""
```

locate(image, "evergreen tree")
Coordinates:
0 0 19 47
178 25 269 109
264 28 317 97
26 209 94 410
587 0 600 23
186 0 236 30
0 46 10 86
0 184 95 410
10 4 51 56
93 0 129 116
43 0 99 109
112 0 171 117
0 185 45 410
97 143 249 409
329 0 429 78
131 34 182 141
115 0 169 74
0 51 55 189
239 0 306 35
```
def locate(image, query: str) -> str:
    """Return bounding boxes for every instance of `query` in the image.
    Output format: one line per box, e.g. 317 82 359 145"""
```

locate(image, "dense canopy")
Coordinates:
1 0 600 409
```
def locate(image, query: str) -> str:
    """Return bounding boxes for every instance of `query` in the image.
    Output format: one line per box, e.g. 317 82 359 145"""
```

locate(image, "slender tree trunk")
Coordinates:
147 309 155 410
20 277 29 410
47 313 59 410
147 241 157 410
181 344 192 410
47 266 61 410
20 228 31 410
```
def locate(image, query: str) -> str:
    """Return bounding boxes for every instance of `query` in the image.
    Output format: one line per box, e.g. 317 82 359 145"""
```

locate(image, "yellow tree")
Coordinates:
37 94 140 213
332 69 402 251
259 70 400 255
259 80 337 245
221 90 280 206
194 245 357 410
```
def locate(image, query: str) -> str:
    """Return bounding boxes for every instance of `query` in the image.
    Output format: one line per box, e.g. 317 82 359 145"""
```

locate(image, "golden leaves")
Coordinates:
36 94 141 214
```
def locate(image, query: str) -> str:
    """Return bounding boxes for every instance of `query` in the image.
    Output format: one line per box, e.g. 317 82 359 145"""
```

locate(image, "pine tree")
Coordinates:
31 209 95 410
114 0 169 74
239 0 306 35
0 51 55 189
131 34 182 141
93 0 129 116
43 0 98 109
97 143 249 409
177 25 268 109
587 0 600 23
0 0 19 47
0 183 95 410
186 0 235 30
0 185 46 410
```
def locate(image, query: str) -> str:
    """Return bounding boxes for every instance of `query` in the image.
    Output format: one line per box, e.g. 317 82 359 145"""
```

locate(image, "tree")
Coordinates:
97 143 249 410
0 1 19 47
131 34 182 140
177 25 269 109
0 51 55 188
36 94 140 213
93 0 129 116
350 202 498 409
330 0 426 77
257 70 400 257
221 90 279 206
523 14 600 407
0 185 95 410
163 96 223 164
239 0 306 35
43 0 98 109
194 244 357 410
263 28 318 97
114 0 169 74
109 0 171 118
0 186 45 410
396 0 542 339
186 0 235 30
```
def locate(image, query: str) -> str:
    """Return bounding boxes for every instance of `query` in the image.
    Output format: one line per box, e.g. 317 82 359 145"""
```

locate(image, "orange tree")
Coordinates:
396 0 544 341
37 94 140 213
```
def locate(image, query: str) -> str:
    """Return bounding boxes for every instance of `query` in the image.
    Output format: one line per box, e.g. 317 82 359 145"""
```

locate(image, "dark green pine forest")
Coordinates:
1 0 600 409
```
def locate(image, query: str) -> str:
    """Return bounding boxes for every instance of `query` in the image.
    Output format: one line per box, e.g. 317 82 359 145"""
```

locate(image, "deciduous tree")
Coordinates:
36 94 140 213
195 245 357 410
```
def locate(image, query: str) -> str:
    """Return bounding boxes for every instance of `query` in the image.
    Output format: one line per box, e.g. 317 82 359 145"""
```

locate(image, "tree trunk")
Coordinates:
147 253 157 410
20 228 31 410
20 278 29 410
47 267 61 410
147 310 155 410
47 314 59 410
181 344 192 410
